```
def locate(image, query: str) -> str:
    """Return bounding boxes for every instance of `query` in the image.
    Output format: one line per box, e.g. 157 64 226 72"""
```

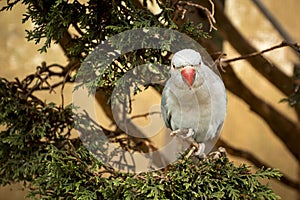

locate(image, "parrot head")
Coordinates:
170 49 203 89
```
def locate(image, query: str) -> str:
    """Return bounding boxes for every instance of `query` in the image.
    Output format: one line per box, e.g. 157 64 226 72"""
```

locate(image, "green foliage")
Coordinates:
26 144 103 200
181 21 210 39
1 0 208 97
1 0 207 55
99 156 280 200
0 76 282 199
0 77 73 185
0 0 282 199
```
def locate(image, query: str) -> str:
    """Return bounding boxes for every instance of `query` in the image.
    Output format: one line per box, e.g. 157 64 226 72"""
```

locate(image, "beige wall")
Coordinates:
0 0 299 199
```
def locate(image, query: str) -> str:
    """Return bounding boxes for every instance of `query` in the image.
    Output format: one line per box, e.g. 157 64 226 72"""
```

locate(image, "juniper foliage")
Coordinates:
1 0 281 199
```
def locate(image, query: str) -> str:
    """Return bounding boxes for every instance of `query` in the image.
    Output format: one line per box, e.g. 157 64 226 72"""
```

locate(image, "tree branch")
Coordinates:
176 0 217 31
221 41 300 64
130 111 161 120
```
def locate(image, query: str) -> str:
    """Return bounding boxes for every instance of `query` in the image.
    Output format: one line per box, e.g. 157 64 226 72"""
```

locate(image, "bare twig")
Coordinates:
177 0 217 31
221 41 300 64
21 62 75 96
130 111 161 120
213 52 227 72
60 62 77 108
209 0 215 16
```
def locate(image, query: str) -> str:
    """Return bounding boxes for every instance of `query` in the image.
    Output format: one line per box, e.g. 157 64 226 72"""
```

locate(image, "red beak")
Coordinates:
181 66 196 87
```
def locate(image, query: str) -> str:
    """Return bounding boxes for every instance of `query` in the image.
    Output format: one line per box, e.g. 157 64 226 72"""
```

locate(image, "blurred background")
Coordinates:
0 0 299 199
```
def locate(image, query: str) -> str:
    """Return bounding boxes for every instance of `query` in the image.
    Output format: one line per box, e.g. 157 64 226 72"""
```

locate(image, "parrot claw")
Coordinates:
194 142 206 157
185 142 206 159
170 129 183 137
186 128 195 138
170 128 194 139
208 147 227 159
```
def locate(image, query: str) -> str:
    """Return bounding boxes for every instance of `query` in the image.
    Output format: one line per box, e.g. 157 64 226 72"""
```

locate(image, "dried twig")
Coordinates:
221 41 300 65
130 111 161 120
60 62 77 108
176 0 217 31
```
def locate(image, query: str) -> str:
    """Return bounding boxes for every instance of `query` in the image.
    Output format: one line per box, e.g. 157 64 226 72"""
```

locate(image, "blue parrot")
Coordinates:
161 49 226 156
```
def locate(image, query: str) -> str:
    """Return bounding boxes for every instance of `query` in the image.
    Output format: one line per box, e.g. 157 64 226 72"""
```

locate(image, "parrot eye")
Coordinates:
172 64 176 69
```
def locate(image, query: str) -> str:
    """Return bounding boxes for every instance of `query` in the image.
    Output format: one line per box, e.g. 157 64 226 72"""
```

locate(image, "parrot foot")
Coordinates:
170 128 194 139
170 128 207 158
185 142 206 159
208 147 227 159
186 128 195 138
194 142 206 157
170 129 183 136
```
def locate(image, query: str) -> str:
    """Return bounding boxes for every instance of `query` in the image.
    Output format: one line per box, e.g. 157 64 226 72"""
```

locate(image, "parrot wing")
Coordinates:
161 85 172 129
